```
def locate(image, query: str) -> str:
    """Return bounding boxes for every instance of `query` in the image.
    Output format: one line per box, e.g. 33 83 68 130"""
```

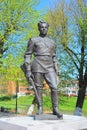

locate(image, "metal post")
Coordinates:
15 80 18 114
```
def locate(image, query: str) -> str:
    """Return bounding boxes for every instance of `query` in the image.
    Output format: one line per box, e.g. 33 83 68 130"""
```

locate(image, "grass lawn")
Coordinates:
59 96 87 116
0 95 87 116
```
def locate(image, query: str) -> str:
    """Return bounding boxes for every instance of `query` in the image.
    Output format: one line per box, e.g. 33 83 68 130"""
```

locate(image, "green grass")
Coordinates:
59 96 87 116
0 95 33 110
0 95 87 116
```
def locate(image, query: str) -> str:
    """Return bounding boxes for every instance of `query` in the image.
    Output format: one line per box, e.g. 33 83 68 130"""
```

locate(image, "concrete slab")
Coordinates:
34 113 62 120
0 114 87 130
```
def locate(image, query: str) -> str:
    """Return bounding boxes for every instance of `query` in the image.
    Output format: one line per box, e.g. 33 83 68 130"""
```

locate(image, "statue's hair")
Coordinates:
38 21 49 28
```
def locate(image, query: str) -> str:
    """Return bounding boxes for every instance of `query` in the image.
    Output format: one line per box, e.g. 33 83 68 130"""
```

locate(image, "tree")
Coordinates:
0 0 42 90
46 0 87 115
69 0 87 115
0 53 28 113
0 54 23 82
0 0 40 60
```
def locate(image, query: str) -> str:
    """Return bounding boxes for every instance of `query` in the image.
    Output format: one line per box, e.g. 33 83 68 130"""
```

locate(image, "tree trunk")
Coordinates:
76 79 86 108
74 76 86 116
0 41 4 56
75 66 87 115
0 40 4 66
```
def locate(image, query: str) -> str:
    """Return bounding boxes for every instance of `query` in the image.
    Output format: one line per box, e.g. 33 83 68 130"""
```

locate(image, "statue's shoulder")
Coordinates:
46 36 56 46
30 36 40 42
46 36 54 42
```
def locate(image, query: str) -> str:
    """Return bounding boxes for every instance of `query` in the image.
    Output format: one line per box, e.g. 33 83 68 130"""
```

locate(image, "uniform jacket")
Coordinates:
24 36 59 74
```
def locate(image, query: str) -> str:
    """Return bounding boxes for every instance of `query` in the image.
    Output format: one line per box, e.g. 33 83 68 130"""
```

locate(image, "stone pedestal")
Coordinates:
0 113 87 130
34 113 61 120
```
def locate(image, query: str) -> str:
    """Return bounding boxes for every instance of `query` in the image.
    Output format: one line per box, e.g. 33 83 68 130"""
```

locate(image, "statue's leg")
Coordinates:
27 97 37 115
36 86 43 114
45 72 63 118
33 73 44 115
51 88 63 118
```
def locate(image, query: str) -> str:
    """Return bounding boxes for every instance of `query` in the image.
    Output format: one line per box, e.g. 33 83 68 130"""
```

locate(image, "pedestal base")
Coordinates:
34 113 62 120
0 113 87 130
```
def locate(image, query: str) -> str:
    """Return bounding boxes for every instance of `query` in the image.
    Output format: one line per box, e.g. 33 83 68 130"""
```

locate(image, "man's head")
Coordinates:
38 21 49 37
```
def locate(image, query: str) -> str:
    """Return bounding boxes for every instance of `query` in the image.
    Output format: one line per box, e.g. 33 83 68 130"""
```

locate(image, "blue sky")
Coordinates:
36 0 70 13
36 0 53 11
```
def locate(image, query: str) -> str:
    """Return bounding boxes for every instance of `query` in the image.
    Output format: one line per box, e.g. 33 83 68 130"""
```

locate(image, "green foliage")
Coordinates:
45 0 69 46
0 0 41 58
0 95 11 101
0 54 24 83
0 0 43 83
0 0 40 33
46 0 87 79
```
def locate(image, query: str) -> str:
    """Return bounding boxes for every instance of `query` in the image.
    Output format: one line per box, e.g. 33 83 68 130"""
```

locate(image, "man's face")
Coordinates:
38 23 48 36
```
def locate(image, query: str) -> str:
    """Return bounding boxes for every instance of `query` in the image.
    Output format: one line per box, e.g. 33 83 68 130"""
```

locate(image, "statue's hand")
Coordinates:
56 71 61 76
28 76 34 90
26 71 32 78
58 71 61 76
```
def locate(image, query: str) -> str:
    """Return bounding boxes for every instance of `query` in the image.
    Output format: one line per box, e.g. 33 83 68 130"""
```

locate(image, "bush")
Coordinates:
0 95 11 101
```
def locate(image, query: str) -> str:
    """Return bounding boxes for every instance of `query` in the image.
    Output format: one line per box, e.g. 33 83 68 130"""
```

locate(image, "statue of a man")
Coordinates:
24 21 63 118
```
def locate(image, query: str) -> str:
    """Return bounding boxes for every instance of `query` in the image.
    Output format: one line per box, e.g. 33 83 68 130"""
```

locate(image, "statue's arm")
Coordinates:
24 38 34 77
52 45 60 76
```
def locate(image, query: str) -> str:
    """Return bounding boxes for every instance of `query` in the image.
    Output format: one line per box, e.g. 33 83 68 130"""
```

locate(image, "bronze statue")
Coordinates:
23 21 63 118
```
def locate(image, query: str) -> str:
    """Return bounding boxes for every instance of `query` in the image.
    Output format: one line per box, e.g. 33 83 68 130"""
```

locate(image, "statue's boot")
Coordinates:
36 87 43 115
51 89 63 118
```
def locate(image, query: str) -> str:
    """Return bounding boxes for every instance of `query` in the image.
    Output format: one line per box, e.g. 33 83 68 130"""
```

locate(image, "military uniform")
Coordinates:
24 36 59 87
24 36 62 118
